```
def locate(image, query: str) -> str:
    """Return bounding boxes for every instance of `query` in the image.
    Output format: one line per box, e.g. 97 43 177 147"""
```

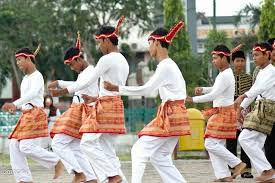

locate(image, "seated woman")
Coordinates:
41 94 61 150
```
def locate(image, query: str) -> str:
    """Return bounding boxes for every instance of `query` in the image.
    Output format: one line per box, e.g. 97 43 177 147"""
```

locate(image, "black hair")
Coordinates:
15 47 35 63
232 50 245 61
150 28 170 49
64 47 84 61
267 38 275 48
213 44 231 63
96 26 118 46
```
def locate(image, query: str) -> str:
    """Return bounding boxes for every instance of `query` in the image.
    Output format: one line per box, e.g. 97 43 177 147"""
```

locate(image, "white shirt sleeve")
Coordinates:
202 87 213 94
245 71 275 99
58 80 75 88
67 58 109 94
240 97 256 109
119 65 167 96
13 74 43 108
193 74 227 103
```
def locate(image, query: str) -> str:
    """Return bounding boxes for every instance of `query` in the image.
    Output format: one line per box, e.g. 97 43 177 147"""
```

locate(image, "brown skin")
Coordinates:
271 49 275 64
104 39 169 92
233 57 246 74
1 56 36 114
97 38 119 55
234 50 271 123
185 54 230 103
48 57 88 97
82 94 97 104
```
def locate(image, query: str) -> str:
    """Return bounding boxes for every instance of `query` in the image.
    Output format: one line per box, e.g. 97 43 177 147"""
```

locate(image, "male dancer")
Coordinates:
186 45 246 182
104 21 191 183
2 45 63 183
49 17 129 183
48 32 98 183
235 42 275 182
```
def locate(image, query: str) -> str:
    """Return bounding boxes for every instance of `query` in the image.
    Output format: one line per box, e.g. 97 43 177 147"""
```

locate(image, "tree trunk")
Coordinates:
9 55 21 88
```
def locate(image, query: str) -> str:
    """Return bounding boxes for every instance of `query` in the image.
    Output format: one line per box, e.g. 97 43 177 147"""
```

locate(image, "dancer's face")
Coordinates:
97 38 110 55
66 58 82 73
212 54 224 69
16 56 32 73
252 50 270 67
271 49 275 63
148 40 157 58
233 58 246 71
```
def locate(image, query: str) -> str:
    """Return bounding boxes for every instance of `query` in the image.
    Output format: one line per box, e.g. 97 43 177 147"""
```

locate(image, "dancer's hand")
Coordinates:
1 103 16 114
48 80 58 89
49 88 68 97
194 87 203 96
104 81 119 92
234 94 246 108
185 96 193 103
82 94 97 104
236 107 244 124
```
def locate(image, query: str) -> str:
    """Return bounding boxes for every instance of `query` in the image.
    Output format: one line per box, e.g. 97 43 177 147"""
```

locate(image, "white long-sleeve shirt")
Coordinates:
13 70 44 110
67 52 129 97
58 65 99 103
241 64 275 109
193 68 235 107
119 58 187 102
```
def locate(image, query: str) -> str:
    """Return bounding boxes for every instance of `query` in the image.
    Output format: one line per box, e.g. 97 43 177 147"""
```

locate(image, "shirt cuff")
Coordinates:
118 85 124 95
67 85 75 94
244 91 253 99
13 100 21 108
192 96 199 103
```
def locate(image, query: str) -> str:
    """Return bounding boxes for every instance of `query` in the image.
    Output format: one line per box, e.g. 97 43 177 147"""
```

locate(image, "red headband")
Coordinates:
211 51 231 56
211 44 243 56
15 53 35 59
148 21 184 44
95 16 124 39
253 46 267 52
64 31 82 64
64 52 81 64
15 44 41 60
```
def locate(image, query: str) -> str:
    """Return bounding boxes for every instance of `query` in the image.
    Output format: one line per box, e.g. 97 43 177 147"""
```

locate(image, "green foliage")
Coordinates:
258 0 275 41
0 0 157 90
235 3 261 29
163 0 191 73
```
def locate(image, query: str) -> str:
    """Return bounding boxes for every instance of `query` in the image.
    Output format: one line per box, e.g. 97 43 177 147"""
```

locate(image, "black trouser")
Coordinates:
226 130 252 169
264 124 275 169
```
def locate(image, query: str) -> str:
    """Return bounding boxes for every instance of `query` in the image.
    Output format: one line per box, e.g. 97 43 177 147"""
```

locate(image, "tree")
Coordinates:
0 0 158 93
163 0 194 84
235 3 261 30
258 0 275 41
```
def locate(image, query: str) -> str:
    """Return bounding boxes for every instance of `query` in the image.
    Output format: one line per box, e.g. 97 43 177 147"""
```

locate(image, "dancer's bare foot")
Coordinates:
232 162 246 178
256 169 275 182
53 160 64 179
71 172 86 183
108 175 122 183
257 178 275 183
213 176 233 182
